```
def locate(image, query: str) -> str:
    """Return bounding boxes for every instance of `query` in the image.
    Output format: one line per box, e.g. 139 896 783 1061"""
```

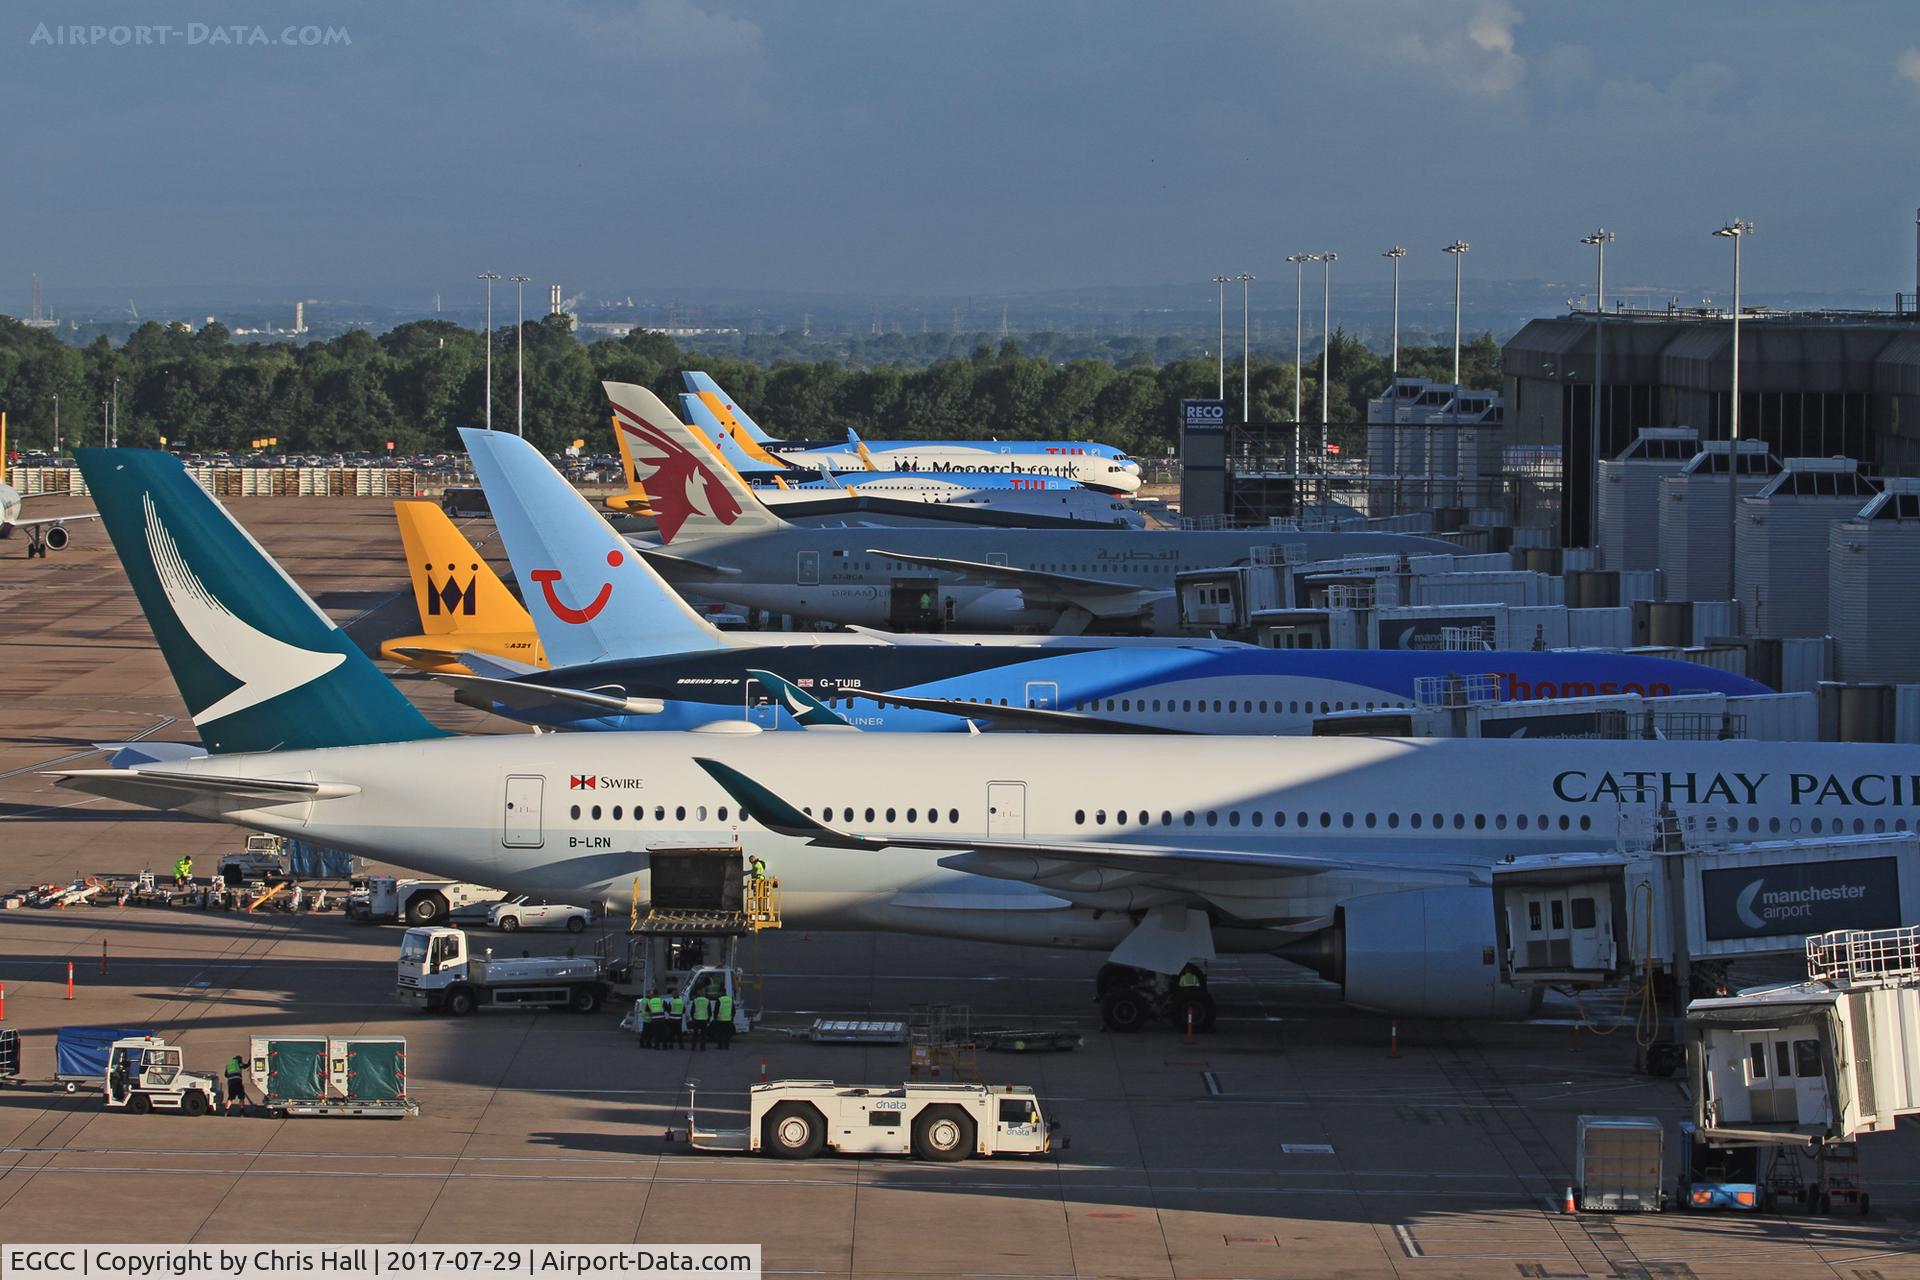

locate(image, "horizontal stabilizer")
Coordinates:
433 671 665 718
51 768 359 807
92 741 207 769
865 548 1168 620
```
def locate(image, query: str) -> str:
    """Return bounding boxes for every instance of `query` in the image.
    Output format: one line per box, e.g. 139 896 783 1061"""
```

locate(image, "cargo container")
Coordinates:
1576 1116 1666 1212
248 1035 416 1118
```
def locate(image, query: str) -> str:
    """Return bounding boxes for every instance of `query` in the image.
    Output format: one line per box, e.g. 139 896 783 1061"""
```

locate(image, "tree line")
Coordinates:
0 315 1501 460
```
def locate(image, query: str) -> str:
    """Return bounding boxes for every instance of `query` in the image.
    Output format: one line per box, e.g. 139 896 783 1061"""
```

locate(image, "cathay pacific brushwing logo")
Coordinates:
142 493 343 724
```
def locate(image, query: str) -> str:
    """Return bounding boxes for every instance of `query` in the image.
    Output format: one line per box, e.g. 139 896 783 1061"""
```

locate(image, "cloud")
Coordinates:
1899 46 1920 91
1386 1 1528 97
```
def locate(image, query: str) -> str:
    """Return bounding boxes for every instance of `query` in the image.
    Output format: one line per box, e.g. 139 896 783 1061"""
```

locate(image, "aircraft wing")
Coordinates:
50 768 359 807
844 687 1184 734
864 548 1168 620
7 512 101 529
431 671 665 717
692 758 1480 891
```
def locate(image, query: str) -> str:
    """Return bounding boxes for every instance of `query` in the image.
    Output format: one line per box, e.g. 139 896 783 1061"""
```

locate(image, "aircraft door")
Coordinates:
502 775 545 849
797 552 819 585
1024 682 1058 711
987 782 1026 839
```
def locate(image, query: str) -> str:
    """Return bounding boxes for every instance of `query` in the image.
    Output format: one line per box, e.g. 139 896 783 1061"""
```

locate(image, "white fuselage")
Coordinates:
776 445 1142 495
0 483 20 529
112 733 1920 953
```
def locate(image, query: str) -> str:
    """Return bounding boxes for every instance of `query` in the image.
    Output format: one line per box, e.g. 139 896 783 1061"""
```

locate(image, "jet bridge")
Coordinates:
1686 925 1920 1143
1490 833 1920 991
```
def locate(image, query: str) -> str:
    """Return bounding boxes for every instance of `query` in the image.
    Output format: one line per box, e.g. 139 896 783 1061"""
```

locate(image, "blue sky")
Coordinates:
6 1 1920 299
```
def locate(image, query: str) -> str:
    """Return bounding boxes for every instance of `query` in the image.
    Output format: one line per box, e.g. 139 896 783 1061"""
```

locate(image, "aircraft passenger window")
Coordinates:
1319 702 1329 713
1793 1040 1821 1077
1411 813 1423 829
843 808 854 822
1558 815 1570 830
907 808 918 823
1810 818 1823 834
1183 700 1193 712
1450 814 1462 829
1769 818 1781 833
1290 701 1299 713
591 806 602 821
1854 818 1866 833
1473 814 1486 830
718 806 729 822
1121 699 1131 711
1075 810 1086 825
1579 816 1592 831
952 810 961 824
1537 814 1547 829
570 805 581 820
1107 700 1116 711
1211 700 1221 713
1228 811 1240 827
1364 813 1377 829
1259 701 1269 713
1228 700 1237 713
676 806 687 821
1341 813 1353 828
1095 810 1106 825
1161 810 1172 826
1205 811 1218 826
1875 818 1887 833
1319 812 1332 828
1516 814 1528 830
1152 700 1162 711
1386 813 1399 829
1705 816 1716 833
1272 811 1285 827
655 806 665 821
887 808 897 822
1250 811 1263 827
1571 898 1596 929
696 806 707 821
1183 811 1195 827
866 808 875 822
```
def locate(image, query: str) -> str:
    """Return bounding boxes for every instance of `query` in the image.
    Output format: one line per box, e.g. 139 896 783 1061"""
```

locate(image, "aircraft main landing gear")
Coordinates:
1095 963 1215 1033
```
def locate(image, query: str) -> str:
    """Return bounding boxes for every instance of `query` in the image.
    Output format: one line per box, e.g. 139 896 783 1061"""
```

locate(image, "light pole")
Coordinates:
1286 254 1316 477
100 400 109 448
478 272 500 429
1581 229 1614 548
1210 276 1229 400
1382 247 1406 374
110 377 120 448
1443 241 1470 395
1236 273 1255 423
51 394 59 456
1318 252 1337 435
1714 220 1754 596
510 275 530 437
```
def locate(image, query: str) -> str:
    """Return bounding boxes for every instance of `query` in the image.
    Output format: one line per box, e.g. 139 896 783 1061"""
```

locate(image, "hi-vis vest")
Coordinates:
716 995 733 1021
669 995 685 1016
692 995 711 1020
646 996 665 1017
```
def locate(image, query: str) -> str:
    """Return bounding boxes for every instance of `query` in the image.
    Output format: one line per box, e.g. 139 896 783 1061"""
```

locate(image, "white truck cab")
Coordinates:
104 1036 219 1116
683 1079 1055 1161
397 926 608 1015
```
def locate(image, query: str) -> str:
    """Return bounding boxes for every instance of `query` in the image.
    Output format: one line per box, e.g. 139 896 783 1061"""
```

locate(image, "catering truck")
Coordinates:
678 1079 1056 1161
397 926 610 1014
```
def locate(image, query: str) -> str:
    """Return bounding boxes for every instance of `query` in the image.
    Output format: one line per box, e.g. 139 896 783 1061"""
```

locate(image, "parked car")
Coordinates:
488 895 591 933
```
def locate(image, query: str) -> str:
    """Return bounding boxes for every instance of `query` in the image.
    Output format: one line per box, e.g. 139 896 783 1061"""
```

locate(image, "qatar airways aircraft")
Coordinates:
56 446 1917 1031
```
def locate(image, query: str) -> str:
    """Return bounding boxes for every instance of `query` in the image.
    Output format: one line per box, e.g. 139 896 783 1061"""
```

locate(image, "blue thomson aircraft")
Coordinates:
439 427 1774 737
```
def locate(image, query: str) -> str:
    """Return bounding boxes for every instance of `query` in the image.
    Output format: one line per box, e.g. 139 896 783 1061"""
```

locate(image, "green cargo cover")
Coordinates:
345 1039 405 1101
267 1038 327 1102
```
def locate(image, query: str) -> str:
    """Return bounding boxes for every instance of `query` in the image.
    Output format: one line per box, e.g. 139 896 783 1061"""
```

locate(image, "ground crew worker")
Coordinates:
668 992 686 1049
749 856 767 882
636 995 654 1048
1177 963 1204 991
223 1054 246 1115
714 992 734 1050
173 855 193 888
641 991 664 1049
690 988 712 1051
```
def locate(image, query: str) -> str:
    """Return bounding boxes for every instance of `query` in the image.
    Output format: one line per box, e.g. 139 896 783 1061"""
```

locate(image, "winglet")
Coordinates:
746 669 860 731
846 427 880 472
692 758 885 848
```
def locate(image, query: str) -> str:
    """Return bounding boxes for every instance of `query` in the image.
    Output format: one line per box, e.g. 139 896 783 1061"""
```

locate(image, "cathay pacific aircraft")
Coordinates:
609 381 1450 634
683 372 1142 494
448 427 1769 735
58 446 1913 1031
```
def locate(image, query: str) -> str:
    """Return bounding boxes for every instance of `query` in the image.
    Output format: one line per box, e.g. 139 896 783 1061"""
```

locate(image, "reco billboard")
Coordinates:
1182 399 1227 432
1700 856 1902 942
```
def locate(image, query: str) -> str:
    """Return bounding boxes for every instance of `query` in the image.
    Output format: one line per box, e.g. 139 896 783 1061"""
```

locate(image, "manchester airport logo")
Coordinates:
424 566 477 617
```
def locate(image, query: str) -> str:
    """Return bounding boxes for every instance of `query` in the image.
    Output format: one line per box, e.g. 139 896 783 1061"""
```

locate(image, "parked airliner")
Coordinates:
450 427 1769 735
58 446 1913 1029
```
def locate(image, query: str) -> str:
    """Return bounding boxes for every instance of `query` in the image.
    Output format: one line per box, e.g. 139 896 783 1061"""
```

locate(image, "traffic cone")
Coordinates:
1563 1185 1576 1214
1389 1020 1399 1058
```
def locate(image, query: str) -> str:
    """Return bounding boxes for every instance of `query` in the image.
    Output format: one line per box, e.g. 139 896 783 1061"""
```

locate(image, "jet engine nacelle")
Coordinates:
42 524 69 552
1286 886 1539 1020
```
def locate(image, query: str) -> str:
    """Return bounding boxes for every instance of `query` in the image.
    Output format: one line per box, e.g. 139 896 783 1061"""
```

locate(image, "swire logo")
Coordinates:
569 775 597 790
